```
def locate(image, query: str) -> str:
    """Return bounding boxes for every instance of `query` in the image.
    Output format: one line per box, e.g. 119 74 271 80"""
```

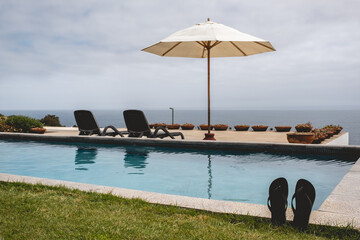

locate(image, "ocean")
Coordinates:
1 109 359 145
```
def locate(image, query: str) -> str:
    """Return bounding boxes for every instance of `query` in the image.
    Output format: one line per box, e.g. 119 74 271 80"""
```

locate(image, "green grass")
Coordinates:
0 182 358 239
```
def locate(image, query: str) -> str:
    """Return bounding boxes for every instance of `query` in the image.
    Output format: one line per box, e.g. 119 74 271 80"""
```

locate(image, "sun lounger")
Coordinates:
123 109 184 139
74 110 127 137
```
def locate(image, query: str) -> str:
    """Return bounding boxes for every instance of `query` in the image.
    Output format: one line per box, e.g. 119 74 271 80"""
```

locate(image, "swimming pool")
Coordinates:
0 140 357 209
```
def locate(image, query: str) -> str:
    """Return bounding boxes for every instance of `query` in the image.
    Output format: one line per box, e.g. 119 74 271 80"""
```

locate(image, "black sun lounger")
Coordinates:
74 110 127 137
123 109 184 139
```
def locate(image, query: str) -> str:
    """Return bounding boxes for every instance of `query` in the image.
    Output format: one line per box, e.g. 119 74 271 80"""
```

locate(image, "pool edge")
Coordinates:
0 132 359 156
1 132 360 229
1 163 359 230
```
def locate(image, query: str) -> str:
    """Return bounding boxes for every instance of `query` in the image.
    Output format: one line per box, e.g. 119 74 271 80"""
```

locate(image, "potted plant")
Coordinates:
181 123 195 130
318 128 329 139
287 132 315 144
251 125 268 131
274 126 292 132
29 127 47 134
153 123 166 128
323 126 337 138
323 125 342 135
166 124 180 129
199 124 212 130
234 125 250 131
335 125 343 134
312 129 326 144
295 122 312 132
213 124 228 131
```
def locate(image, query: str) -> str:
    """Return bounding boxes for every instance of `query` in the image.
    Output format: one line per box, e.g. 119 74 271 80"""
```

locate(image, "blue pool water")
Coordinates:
0 140 357 210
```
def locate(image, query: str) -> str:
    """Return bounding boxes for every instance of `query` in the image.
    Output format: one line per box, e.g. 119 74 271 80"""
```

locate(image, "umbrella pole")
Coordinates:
207 48 211 135
204 47 216 140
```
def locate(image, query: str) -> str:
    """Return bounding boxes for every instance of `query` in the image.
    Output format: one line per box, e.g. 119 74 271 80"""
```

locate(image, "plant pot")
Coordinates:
318 136 326 141
199 124 212 130
275 126 292 132
166 124 180 129
312 138 322 144
323 131 334 138
295 126 312 132
252 125 268 131
213 124 228 131
153 123 166 128
287 133 314 144
234 125 250 131
29 127 46 134
181 124 195 130
334 127 343 134
321 132 329 139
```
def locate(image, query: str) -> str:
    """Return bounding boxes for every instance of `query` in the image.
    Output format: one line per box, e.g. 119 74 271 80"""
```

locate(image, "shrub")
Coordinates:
5 115 43 133
0 121 17 132
40 114 62 126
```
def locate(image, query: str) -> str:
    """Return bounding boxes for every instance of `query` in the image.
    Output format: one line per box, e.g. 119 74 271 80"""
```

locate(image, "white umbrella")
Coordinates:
142 19 275 140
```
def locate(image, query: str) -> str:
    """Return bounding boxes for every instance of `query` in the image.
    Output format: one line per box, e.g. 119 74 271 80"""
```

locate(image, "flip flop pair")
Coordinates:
267 178 316 230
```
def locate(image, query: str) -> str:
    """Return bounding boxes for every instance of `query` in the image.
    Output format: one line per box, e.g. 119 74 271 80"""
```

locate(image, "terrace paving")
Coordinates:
43 126 343 144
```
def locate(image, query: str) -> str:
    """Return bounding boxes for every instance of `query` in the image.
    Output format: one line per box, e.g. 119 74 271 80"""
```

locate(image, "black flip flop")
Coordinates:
291 179 316 230
267 177 288 225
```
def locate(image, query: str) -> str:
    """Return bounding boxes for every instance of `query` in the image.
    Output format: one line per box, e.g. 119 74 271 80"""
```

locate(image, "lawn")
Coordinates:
0 182 358 239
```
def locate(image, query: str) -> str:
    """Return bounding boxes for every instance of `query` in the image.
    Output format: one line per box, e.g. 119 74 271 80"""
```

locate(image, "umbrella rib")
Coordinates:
196 41 206 47
230 41 247 56
162 42 182 56
255 41 276 51
201 47 206 58
196 41 207 58
210 41 222 48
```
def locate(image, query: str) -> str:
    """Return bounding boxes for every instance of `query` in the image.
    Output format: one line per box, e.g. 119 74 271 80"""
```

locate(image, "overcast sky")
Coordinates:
0 0 359 111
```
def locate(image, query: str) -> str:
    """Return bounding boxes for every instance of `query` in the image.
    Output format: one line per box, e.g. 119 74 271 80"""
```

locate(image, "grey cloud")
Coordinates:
0 0 359 110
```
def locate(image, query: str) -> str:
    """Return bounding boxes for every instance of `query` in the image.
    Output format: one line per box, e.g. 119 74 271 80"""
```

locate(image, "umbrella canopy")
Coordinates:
142 19 275 139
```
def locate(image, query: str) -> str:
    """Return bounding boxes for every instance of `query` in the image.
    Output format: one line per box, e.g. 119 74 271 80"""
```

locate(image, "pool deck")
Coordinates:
38 126 348 144
0 127 359 230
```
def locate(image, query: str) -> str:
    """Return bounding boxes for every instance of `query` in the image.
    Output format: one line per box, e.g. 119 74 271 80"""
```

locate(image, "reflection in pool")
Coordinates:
75 148 97 171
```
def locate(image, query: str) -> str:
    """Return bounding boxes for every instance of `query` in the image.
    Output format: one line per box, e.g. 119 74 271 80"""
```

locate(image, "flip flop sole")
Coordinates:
292 179 316 230
267 177 288 225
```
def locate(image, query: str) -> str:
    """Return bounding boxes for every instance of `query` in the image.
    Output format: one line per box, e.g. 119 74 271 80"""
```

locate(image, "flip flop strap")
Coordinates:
267 193 288 211
267 197 272 211
291 193 296 213
291 189 313 214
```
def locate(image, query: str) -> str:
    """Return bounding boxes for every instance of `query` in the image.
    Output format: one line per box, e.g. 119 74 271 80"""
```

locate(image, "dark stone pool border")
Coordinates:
0 132 359 158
